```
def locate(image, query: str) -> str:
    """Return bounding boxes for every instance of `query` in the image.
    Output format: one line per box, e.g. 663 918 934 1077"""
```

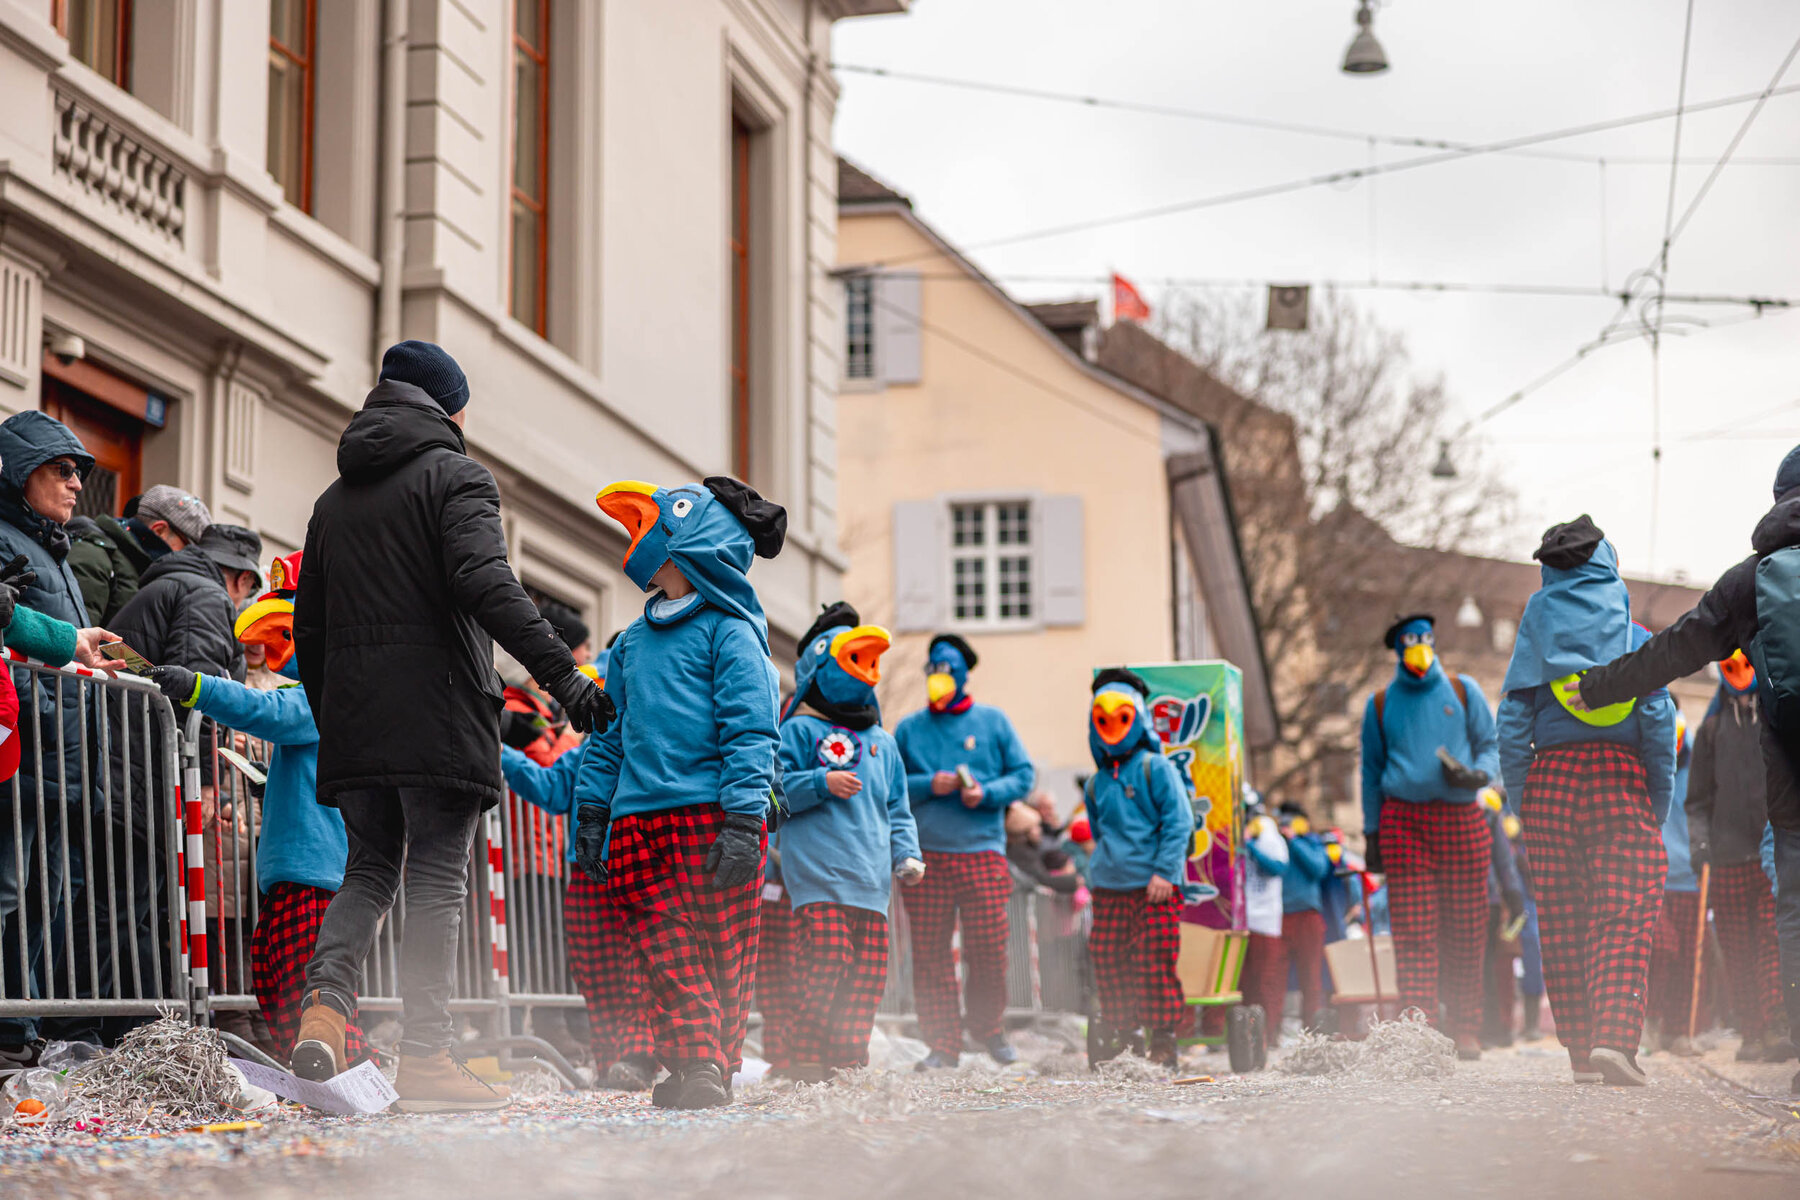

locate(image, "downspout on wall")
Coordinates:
375 0 408 359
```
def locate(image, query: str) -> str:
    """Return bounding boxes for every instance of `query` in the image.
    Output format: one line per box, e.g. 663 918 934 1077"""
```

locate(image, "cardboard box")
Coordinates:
1177 923 1247 1001
1324 934 1398 1001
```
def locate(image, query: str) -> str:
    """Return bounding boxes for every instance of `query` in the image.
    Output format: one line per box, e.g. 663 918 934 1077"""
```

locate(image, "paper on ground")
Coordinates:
229 1058 397 1115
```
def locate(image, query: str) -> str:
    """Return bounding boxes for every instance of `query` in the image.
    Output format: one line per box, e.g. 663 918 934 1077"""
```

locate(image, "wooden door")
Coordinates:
42 379 142 519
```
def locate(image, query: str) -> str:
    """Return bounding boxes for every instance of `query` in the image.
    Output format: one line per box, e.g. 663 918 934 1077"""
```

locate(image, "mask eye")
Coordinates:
813 638 829 657
671 498 693 518
1401 633 1418 647
1420 631 1434 647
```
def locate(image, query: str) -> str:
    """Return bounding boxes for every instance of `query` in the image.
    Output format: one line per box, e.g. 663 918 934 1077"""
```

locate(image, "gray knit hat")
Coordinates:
135 484 212 544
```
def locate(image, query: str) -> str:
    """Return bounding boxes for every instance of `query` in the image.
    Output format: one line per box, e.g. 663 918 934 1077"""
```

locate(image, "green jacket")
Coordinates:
65 514 144 626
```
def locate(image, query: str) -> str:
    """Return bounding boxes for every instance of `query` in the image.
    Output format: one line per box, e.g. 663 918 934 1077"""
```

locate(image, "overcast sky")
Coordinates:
831 0 1800 586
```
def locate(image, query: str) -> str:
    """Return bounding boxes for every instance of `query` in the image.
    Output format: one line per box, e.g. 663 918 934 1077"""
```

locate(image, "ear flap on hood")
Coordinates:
704 477 787 559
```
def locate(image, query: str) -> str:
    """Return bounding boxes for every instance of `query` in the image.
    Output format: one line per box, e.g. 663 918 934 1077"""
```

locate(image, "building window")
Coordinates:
59 0 131 89
510 0 550 334
950 500 1033 625
729 114 754 481
844 274 875 380
267 0 316 211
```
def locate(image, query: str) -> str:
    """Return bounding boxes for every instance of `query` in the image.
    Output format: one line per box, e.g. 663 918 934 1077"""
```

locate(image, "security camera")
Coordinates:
48 332 85 365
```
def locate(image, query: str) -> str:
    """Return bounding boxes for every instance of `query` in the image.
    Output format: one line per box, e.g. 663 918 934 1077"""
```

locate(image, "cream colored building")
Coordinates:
834 160 1275 802
0 0 905 652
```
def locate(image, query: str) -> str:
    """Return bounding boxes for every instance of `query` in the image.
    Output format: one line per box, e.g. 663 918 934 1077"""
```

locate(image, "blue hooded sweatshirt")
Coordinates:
1496 540 1677 819
189 667 347 893
1359 659 1500 834
1662 755 1696 893
775 618 919 913
1281 831 1331 914
894 703 1035 855
1083 678 1195 891
576 482 780 823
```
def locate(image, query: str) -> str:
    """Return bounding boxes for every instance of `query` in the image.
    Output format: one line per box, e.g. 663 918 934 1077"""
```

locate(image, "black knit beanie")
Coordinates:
379 340 470 415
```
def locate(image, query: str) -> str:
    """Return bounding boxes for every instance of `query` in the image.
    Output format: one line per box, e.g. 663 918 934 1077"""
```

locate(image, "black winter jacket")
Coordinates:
108 547 245 680
1687 692 1768 866
1581 495 1800 831
295 382 577 806
65 514 146 625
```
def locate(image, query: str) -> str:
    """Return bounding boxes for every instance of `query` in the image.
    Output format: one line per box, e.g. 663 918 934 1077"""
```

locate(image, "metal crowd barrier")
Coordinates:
877 881 1090 1019
0 653 186 1028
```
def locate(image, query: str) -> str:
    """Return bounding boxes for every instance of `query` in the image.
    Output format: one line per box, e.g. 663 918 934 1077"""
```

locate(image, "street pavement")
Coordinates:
3 1033 1797 1199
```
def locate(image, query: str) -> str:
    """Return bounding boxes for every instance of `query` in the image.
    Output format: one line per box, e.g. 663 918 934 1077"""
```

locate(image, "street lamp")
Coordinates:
1342 1 1390 75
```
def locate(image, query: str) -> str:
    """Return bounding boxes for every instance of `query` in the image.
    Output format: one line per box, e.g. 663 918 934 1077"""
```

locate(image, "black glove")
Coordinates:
548 669 614 735
0 553 36 594
500 708 543 750
151 664 200 707
1502 888 1526 923
1688 843 1709 872
703 811 765 889
1441 761 1491 791
1364 828 1384 875
0 583 16 631
574 803 610 884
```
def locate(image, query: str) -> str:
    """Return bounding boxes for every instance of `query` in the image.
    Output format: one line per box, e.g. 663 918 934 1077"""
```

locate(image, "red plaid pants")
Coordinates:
788 902 890 1069
1710 859 1784 1040
1088 887 1187 1032
900 850 1011 1057
564 873 655 1066
1380 799 1491 1038
250 883 370 1063
1521 743 1666 1054
606 805 763 1075
756 889 800 1069
1647 889 1707 1036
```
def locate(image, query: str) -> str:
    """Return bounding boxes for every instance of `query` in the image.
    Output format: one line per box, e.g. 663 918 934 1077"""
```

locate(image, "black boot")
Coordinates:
604 1053 656 1091
674 1062 730 1110
1087 1019 1126 1068
1147 1029 1179 1068
1520 993 1543 1041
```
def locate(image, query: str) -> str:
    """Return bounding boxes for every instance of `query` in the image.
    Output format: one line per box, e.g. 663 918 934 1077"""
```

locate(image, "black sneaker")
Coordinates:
650 1073 681 1109
0 1039 45 1070
604 1054 656 1092
984 1034 1019 1065
1735 1036 1765 1063
1591 1046 1649 1087
1762 1036 1798 1064
673 1062 730 1110
913 1049 959 1072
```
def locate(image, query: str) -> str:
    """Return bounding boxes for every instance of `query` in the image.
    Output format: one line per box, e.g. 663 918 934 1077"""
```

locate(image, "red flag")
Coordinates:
1111 272 1150 323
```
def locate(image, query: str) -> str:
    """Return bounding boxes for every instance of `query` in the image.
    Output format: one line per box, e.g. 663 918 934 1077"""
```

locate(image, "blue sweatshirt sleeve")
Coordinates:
191 678 318 747
777 720 832 816
896 718 940 804
712 619 780 818
1150 753 1196 883
501 743 581 816
886 740 921 868
1496 689 1536 807
979 710 1036 809
1288 833 1331 884
1460 676 1501 787
1360 696 1385 833
1247 823 1289 876
1634 688 1678 822
1489 815 1525 900
574 641 626 810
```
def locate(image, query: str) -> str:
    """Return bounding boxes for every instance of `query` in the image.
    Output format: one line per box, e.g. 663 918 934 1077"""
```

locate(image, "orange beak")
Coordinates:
1092 691 1138 746
596 481 660 564
830 625 892 687
1720 650 1756 692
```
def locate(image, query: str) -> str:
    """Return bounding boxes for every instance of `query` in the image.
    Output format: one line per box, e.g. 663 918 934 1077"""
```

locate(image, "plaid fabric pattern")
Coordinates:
1380 799 1492 1038
1282 909 1328 1022
788 902 890 1069
1647 890 1707 1037
1240 932 1287 1047
563 872 654 1065
1709 859 1784 1041
606 805 764 1075
1088 887 1187 1031
250 883 369 1064
900 849 1012 1057
755 889 800 1070
1520 742 1666 1054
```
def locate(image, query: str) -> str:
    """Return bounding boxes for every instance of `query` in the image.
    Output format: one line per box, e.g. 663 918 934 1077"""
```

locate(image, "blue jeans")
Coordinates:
1773 825 1800 1039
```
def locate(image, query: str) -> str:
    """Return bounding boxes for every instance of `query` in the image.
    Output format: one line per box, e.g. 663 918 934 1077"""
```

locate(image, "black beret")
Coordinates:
1533 514 1605 570
928 632 978 670
798 601 861 650
1383 612 1435 650
1091 666 1150 698
704 476 787 559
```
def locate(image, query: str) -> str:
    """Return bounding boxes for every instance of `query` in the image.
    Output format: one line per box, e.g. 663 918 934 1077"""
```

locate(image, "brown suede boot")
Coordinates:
394 1050 512 1113
290 990 347 1082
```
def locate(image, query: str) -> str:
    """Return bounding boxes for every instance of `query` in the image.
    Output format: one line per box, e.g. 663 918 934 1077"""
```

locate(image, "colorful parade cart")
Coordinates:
1092 661 1266 1071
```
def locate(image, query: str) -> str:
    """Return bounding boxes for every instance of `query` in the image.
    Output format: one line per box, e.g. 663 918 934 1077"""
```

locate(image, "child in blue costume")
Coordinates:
500 645 662 1093
894 633 1035 1069
1648 715 1706 1055
770 602 923 1081
1497 516 1674 1087
1082 669 1195 1068
150 552 367 1065
1360 611 1500 1059
577 477 784 1111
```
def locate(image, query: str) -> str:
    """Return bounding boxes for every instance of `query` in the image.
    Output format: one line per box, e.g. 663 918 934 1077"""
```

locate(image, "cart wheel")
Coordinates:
1250 1006 1268 1070
1227 1004 1262 1073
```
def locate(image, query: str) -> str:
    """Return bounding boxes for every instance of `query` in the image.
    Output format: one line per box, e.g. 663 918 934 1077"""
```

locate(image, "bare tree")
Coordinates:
1156 289 1513 806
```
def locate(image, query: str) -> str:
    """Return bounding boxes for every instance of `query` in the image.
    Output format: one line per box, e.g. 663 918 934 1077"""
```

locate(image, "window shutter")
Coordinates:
892 499 945 632
1039 495 1085 627
877 271 922 385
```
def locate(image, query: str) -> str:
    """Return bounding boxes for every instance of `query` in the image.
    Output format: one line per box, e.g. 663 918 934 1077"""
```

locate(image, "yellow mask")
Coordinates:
926 672 958 708
1402 643 1435 677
